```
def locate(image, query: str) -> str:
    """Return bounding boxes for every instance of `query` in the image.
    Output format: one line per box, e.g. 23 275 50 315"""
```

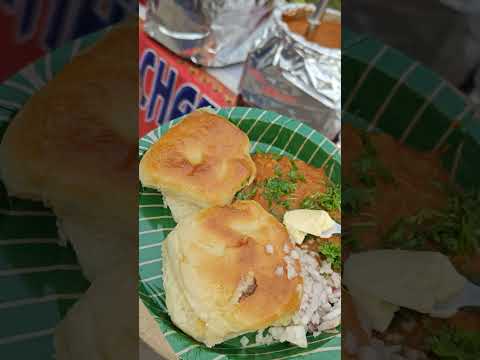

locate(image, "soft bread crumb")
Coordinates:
162 192 202 223
265 244 274 254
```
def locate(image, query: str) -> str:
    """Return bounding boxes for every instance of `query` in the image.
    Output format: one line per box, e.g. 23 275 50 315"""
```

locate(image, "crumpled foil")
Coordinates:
144 0 274 67
239 4 341 139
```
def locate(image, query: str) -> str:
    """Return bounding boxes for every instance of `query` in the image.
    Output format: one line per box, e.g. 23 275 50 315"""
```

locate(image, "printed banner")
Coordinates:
139 24 237 137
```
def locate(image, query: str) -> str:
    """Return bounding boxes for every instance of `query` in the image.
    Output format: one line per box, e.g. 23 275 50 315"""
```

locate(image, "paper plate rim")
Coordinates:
343 28 480 190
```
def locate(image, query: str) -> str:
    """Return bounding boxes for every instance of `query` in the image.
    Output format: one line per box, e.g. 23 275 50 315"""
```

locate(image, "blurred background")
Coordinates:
140 0 343 141
343 0 480 109
0 0 136 82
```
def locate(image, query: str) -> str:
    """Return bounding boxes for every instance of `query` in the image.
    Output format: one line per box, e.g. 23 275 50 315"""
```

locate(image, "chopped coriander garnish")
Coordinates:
383 190 480 255
301 183 341 212
236 185 257 200
288 160 306 183
383 218 428 250
258 159 306 210
428 325 480 359
342 184 374 214
439 190 480 255
342 131 393 217
352 156 377 187
274 164 283 177
352 132 394 186
279 199 292 210
262 177 296 208
318 242 341 271
300 193 322 210
383 208 439 250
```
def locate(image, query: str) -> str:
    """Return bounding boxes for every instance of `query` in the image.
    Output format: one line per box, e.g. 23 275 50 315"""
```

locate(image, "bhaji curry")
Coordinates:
343 124 480 359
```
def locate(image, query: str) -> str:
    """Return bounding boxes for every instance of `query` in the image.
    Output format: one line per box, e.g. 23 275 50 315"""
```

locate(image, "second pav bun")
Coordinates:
139 110 256 222
163 200 302 347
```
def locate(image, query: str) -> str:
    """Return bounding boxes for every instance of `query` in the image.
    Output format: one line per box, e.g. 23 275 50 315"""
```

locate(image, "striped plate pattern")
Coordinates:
0 30 106 358
343 28 480 189
139 107 341 360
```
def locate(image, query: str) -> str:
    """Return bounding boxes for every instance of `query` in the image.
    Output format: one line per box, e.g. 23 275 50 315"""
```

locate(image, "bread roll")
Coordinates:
0 19 138 360
0 20 138 281
139 110 256 222
163 200 302 347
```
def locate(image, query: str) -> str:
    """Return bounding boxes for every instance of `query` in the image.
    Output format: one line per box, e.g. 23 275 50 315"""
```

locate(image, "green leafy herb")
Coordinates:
300 193 322 210
384 219 428 250
342 185 374 214
384 190 480 255
318 242 341 271
236 185 257 201
352 133 394 187
343 131 393 217
259 159 306 209
383 208 439 250
301 183 341 212
274 164 283 177
439 190 480 254
262 177 296 208
320 184 341 211
352 156 377 187
288 160 306 183
428 326 480 359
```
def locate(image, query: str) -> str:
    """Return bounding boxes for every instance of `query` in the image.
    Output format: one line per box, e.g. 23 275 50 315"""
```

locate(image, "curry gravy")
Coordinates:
282 10 341 49
342 124 480 358
251 153 340 222
342 124 449 251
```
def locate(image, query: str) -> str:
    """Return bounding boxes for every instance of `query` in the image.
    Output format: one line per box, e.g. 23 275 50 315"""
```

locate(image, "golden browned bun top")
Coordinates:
139 110 256 208
163 200 302 346
0 19 138 204
0 20 138 281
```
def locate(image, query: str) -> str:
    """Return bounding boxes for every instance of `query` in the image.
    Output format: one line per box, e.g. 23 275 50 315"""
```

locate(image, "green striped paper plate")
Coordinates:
343 28 480 189
139 107 341 360
0 30 106 358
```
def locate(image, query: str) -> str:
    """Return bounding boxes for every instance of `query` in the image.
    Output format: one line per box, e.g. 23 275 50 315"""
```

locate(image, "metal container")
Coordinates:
239 4 341 139
144 0 274 67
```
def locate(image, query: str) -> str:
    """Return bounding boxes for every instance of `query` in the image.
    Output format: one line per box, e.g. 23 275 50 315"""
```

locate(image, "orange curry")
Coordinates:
237 153 341 254
342 124 480 359
283 10 341 49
